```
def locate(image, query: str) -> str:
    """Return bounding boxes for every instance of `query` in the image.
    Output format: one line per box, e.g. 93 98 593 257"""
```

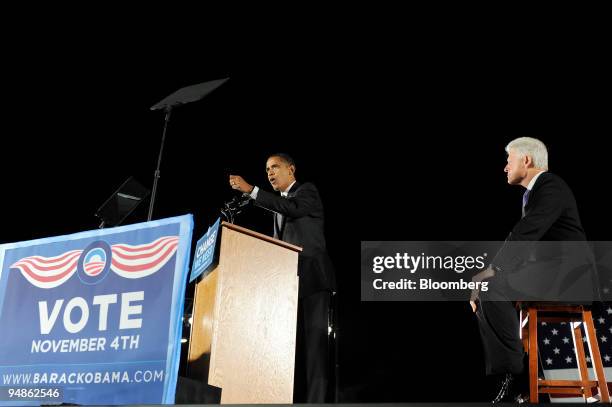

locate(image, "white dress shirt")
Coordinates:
526 170 545 191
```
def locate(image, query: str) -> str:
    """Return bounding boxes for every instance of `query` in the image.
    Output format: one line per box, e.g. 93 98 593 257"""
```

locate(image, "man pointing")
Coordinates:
229 153 336 402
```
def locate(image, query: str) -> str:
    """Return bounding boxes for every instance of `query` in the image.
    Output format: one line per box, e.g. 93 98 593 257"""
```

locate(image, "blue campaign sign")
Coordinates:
0 215 193 406
189 217 221 283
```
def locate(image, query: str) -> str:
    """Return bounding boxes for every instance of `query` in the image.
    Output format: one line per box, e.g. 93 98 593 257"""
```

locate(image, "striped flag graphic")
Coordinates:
10 236 179 288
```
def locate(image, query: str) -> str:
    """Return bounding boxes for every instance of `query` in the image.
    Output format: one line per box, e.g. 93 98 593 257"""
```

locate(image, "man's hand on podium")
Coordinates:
229 175 254 194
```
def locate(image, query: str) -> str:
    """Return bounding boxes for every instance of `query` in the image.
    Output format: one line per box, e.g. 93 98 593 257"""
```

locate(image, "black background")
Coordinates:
1 14 609 402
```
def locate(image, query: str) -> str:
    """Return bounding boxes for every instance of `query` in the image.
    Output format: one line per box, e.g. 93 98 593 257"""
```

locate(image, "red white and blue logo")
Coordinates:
77 241 112 285
10 236 179 289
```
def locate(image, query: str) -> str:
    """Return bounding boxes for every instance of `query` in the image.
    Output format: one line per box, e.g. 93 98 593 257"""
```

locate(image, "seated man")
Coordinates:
471 137 588 403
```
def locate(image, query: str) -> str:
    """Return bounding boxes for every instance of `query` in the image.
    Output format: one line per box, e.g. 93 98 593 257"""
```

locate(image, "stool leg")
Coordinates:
571 321 592 399
520 309 529 353
583 310 610 402
528 308 539 404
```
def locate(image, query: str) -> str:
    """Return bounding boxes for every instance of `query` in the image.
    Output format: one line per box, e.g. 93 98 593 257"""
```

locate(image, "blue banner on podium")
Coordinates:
0 215 193 406
189 217 220 283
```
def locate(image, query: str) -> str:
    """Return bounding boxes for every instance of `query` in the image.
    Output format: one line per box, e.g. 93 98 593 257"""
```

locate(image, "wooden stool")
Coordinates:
520 304 610 403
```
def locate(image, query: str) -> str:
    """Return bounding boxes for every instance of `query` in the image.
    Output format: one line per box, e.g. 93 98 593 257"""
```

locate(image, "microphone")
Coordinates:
228 194 250 208
221 193 251 223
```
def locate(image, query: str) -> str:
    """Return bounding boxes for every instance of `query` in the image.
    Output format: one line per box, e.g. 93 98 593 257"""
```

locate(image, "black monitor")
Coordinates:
95 177 150 228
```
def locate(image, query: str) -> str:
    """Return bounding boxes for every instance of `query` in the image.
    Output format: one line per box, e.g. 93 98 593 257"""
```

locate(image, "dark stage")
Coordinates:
1 20 610 404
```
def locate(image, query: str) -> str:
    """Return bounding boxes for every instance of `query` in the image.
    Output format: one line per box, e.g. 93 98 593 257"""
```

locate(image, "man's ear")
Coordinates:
523 154 533 168
289 164 296 175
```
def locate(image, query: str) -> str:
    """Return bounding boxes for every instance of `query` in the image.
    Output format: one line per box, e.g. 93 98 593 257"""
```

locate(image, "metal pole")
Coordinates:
147 107 172 221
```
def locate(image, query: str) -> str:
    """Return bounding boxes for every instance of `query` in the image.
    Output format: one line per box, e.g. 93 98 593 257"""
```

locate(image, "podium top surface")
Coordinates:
221 222 302 252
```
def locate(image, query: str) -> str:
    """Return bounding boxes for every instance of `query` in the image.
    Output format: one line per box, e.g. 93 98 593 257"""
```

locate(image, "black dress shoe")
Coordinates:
492 373 515 403
514 393 528 404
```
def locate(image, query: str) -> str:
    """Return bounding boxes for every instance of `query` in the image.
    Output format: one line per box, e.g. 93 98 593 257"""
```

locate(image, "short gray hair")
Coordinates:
505 137 549 170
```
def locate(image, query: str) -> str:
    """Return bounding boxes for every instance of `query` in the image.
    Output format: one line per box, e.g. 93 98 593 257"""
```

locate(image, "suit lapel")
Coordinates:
523 172 547 215
278 182 300 239
279 211 286 240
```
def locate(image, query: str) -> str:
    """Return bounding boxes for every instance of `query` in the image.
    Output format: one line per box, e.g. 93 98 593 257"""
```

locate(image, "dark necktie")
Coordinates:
522 189 530 217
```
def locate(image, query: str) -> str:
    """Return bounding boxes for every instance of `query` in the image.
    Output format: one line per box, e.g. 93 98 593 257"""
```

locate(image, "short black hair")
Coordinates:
268 153 296 168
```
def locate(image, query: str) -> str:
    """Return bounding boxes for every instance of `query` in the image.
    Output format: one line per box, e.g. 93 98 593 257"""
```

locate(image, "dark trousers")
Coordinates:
293 290 330 403
476 278 524 376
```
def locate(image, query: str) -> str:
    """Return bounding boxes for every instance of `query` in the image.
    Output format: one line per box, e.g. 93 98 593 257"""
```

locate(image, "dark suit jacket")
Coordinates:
254 181 336 297
491 172 595 301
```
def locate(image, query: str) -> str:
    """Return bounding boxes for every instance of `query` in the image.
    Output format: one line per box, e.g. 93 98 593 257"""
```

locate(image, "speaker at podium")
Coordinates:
187 221 301 404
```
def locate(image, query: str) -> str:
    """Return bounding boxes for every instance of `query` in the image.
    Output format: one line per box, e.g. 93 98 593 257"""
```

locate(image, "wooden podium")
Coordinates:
187 222 301 403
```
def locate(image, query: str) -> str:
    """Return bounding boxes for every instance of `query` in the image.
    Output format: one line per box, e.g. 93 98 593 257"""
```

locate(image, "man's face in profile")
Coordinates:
266 156 295 192
504 148 528 185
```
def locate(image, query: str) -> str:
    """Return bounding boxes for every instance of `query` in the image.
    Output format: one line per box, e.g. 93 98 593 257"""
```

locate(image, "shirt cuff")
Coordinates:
249 186 259 199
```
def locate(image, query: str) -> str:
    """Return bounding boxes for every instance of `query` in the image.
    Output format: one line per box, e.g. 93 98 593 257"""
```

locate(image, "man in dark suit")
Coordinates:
229 153 336 403
471 137 589 403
